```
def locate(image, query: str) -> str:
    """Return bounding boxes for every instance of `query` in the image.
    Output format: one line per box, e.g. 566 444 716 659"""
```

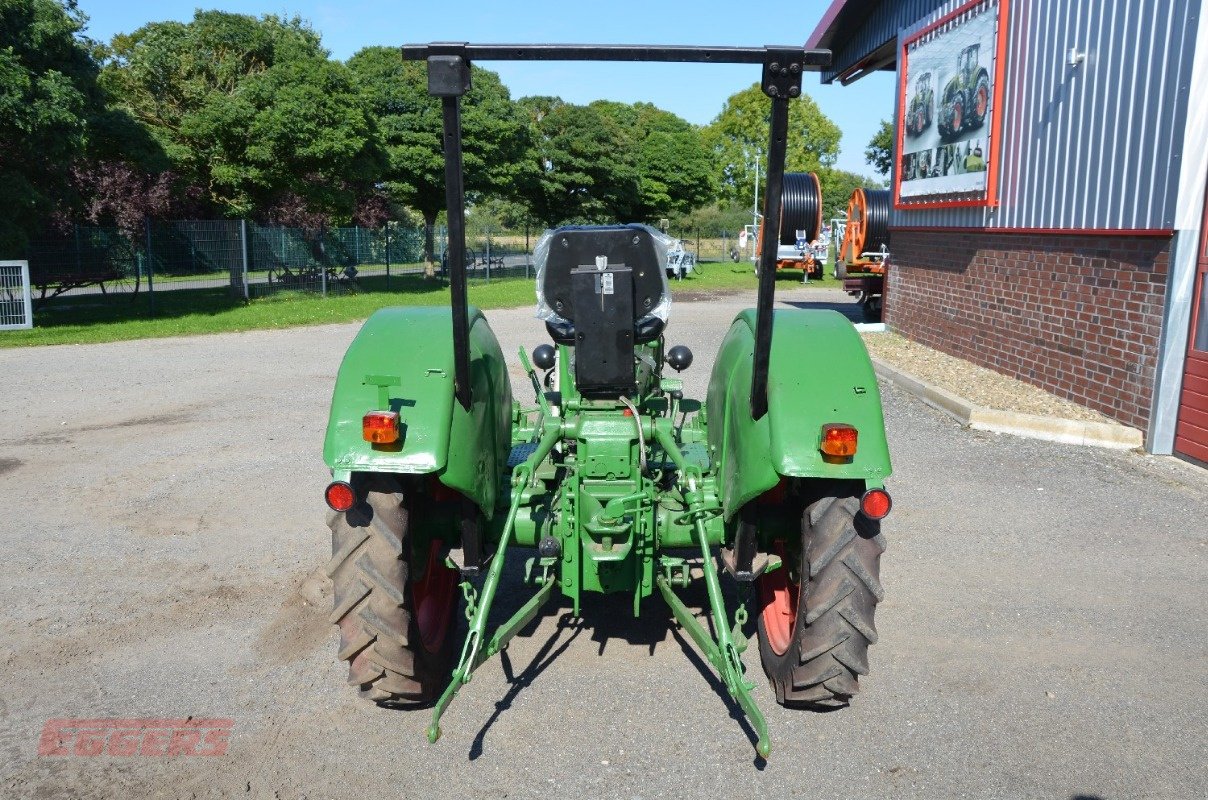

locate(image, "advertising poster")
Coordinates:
897 0 1002 202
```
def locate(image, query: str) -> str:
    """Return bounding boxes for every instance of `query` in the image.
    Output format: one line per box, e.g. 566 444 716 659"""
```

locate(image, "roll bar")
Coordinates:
400 42 831 418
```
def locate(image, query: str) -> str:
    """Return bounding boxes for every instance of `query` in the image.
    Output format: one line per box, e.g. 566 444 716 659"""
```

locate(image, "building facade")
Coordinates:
808 0 1208 462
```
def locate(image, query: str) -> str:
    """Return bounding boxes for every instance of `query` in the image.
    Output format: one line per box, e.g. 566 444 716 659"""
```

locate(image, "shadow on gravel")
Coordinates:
456 551 773 762
469 613 585 760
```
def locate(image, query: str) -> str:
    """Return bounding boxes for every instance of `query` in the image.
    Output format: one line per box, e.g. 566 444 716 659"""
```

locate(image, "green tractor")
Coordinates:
938 43 991 140
321 43 893 759
906 71 933 136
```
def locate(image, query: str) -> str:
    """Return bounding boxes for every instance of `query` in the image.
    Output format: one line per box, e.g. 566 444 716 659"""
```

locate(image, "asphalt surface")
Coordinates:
1 287 1205 799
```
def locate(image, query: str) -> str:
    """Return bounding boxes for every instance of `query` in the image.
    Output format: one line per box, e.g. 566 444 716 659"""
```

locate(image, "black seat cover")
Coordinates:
540 225 667 345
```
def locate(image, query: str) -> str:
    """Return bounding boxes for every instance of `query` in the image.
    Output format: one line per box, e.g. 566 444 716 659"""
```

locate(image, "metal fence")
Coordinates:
20 221 746 319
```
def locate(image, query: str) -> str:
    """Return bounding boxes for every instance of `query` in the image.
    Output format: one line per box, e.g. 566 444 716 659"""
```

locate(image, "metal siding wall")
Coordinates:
889 0 1200 230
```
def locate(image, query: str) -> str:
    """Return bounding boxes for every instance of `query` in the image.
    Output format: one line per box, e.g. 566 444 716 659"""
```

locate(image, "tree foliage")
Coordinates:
517 97 639 226
3 4 879 256
0 0 102 252
816 167 886 220
102 11 382 226
348 46 527 265
517 98 715 227
703 83 841 206
865 119 893 178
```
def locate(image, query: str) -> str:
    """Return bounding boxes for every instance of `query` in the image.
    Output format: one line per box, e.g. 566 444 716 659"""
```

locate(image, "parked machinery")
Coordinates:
755 171 824 279
320 42 893 759
837 187 891 320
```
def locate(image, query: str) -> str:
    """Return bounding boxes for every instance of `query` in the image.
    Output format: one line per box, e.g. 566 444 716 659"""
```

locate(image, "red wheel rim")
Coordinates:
953 102 962 132
758 543 798 656
414 540 458 653
976 86 988 117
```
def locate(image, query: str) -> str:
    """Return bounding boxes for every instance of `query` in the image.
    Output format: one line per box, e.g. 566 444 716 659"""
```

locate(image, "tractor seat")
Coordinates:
537 225 669 346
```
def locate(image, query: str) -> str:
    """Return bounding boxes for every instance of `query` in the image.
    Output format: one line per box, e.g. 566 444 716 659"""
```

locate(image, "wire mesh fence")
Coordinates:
18 221 750 324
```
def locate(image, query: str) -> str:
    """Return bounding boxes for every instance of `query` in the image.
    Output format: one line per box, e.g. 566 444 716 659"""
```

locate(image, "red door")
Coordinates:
1174 204 1208 464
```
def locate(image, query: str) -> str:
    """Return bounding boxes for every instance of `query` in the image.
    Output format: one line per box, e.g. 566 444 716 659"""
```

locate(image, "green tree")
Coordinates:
0 0 102 253
348 46 527 273
588 101 717 220
817 167 885 220
703 83 841 206
518 97 641 227
865 119 893 178
102 11 382 225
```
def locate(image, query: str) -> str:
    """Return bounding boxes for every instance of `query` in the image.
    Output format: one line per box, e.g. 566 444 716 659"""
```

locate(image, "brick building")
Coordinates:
808 0 1208 463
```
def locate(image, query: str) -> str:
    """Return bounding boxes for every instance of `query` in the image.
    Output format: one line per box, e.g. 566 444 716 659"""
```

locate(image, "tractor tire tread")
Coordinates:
327 483 453 704
759 493 883 708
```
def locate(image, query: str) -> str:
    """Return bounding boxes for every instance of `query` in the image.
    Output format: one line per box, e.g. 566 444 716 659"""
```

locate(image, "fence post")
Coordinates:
385 225 391 289
320 231 328 297
485 231 491 283
144 218 156 316
240 220 250 301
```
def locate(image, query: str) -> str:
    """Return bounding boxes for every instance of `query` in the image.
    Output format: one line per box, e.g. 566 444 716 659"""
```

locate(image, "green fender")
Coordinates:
705 309 892 521
323 306 513 518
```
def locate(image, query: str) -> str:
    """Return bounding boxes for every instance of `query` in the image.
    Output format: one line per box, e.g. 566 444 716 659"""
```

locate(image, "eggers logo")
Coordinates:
38 718 232 757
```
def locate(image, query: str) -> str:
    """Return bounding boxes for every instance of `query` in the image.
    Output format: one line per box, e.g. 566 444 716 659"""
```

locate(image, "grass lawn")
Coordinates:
1 260 841 348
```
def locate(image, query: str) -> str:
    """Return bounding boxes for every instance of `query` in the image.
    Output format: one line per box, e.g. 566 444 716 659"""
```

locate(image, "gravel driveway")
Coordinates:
1 288 1205 799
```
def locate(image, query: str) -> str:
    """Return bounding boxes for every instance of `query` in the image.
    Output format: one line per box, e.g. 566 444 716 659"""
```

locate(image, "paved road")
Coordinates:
1 287 1205 799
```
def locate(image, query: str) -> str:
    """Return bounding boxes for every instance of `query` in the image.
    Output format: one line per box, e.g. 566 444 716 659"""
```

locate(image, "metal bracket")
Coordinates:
761 48 804 99
427 48 468 97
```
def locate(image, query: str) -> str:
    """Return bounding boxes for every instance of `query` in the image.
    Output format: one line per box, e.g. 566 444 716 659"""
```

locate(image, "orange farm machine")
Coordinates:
754 172 825 279
836 187 891 320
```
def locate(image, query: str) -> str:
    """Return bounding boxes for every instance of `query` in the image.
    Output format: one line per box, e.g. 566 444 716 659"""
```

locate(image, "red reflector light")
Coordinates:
820 423 858 457
861 488 892 520
362 410 400 444
325 481 355 512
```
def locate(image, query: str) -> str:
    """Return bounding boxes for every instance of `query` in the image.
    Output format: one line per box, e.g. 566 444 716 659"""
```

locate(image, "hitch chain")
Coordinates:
461 580 479 622
732 584 750 652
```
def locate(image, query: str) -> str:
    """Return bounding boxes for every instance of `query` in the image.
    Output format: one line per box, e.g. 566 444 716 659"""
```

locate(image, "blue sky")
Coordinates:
76 0 894 176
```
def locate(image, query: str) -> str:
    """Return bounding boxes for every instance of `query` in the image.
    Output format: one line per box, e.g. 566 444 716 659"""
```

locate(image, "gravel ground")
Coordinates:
1 287 1205 799
863 331 1112 424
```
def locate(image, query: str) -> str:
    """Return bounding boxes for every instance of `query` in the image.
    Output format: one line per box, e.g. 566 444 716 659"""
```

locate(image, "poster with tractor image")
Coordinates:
898 0 1002 201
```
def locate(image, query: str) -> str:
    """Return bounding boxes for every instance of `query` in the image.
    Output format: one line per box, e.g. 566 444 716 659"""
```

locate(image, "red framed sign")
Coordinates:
894 0 1010 209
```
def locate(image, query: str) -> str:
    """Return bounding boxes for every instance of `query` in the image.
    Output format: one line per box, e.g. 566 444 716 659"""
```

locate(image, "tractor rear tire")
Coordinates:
326 477 459 704
757 495 886 706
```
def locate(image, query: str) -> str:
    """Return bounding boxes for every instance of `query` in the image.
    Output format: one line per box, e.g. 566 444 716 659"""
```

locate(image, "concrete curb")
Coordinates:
870 358 1144 450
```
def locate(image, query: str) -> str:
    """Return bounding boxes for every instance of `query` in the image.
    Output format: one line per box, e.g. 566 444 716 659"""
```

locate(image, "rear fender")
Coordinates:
705 308 892 521
323 306 513 517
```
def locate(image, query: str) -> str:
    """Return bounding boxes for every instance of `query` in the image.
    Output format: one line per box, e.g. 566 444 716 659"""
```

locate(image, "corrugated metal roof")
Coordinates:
806 0 949 82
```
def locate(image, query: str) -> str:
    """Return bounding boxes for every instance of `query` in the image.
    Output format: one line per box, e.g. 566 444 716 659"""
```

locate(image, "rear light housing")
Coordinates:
820 423 858 459
362 410 400 444
325 481 355 512
860 488 892 520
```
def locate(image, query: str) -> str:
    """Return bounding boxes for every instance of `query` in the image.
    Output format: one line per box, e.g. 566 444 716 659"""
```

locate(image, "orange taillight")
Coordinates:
362 410 400 444
820 423 858 458
861 488 892 520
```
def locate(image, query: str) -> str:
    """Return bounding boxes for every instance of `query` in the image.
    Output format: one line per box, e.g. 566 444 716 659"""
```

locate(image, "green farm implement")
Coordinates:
321 43 893 759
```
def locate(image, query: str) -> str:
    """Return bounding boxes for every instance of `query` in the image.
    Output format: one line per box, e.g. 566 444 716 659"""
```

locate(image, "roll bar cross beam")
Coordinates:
400 42 831 416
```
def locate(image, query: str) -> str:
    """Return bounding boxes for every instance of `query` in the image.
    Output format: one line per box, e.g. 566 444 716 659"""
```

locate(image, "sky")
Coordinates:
75 0 894 177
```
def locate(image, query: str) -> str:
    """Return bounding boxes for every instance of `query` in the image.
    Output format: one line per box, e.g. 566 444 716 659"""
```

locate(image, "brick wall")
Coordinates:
885 230 1170 434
